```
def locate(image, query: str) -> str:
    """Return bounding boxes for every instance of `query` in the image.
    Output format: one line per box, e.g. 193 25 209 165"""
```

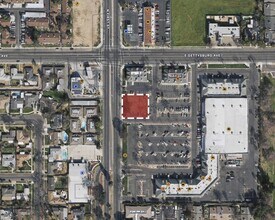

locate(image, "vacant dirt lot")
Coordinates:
72 0 101 47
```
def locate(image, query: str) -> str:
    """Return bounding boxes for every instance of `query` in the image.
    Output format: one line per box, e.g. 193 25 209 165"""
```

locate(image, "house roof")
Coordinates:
1 186 16 201
26 17 49 28
2 154 16 167
38 33 60 45
125 206 153 219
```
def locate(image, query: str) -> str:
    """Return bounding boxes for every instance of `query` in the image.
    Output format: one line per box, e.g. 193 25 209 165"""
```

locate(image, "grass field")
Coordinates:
262 160 275 208
208 64 248 69
260 76 275 209
171 0 256 46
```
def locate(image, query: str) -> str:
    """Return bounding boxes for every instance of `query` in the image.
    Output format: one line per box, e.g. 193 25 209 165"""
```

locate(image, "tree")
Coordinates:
92 184 105 204
68 0 73 7
93 206 103 218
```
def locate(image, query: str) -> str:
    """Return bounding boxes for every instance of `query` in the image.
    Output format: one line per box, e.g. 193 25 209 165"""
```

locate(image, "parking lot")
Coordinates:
122 0 171 47
122 63 259 202
122 62 193 198
127 124 191 167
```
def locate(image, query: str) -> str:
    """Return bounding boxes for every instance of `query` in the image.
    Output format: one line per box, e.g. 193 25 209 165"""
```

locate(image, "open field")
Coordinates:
171 0 255 46
260 76 275 210
72 0 101 47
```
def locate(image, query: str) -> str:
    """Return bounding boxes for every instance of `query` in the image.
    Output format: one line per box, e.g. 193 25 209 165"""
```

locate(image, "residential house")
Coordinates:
50 114 63 130
0 209 13 220
48 161 67 175
0 19 10 27
265 0 275 43
83 134 97 145
1 130 16 143
24 35 33 45
16 130 31 146
70 119 82 133
61 0 71 14
16 209 32 220
86 119 96 133
208 206 235 220
10 92 24 113
0 68 10 86
84 106 98 117
11 67 24 81
1 186 16 201
70 134 83 145
51 207 68 220
70 107 83 118
125 206 153 220
48 146 68 162
68 206 85 219
61 33 72 45
2 154 15 168
1 29 16 45
70 72 83 95
38 33 60 45
16 187 30 201
26 17 49 29
24 67 38 86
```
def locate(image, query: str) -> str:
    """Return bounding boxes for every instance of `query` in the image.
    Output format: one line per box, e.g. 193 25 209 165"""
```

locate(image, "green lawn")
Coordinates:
23 107 33 114
122 176 128 195
208 64 248 69
171 0 255 46
43 90 68 103
261 160 275 208
16 184 24 193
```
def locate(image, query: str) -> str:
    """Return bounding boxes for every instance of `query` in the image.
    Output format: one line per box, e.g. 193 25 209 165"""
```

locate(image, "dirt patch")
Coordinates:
16 154 31 168
72 0 101 47
0 96 9 109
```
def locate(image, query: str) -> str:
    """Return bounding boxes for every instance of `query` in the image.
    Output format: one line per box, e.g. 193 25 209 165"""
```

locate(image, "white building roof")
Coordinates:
23 12 46 18
205 98 248 154
71 100 98 106
157 154 218 196
206 82 240 95
209 23 240 38
68 163 89 203
0 68 10 82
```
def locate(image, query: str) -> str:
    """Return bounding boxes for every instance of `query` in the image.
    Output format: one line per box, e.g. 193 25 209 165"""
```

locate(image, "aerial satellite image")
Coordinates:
0 0 273 219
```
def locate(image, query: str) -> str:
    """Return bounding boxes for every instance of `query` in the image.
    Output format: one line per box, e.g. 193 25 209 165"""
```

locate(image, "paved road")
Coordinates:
102 0 111 218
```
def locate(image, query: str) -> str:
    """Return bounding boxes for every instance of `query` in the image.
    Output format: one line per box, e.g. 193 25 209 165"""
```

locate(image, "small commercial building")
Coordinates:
207 16 240 45
143 5 155 46
68 163 89 203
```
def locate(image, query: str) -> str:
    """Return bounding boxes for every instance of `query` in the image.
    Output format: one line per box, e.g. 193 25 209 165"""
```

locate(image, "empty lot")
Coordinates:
72 0 101 47
171 0 255 46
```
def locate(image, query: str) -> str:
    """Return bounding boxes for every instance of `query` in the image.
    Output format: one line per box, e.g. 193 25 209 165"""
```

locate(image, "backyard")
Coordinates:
171 0 255 46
